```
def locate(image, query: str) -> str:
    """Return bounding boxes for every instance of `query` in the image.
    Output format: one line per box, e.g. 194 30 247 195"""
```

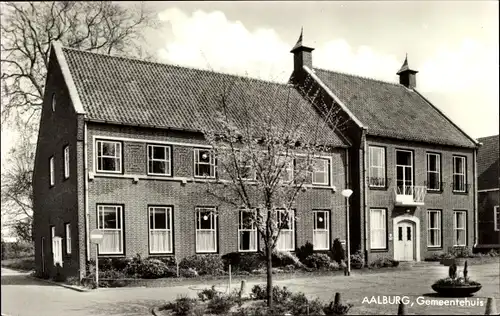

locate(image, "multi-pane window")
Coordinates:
149 206 173 253
396 150 413 195
50 226 62 266
238 210 257 252
312 158 329 185
453 211 467 246
97 205 123 254
238 153 255 180
148 145 171 176
276 209 295 251
426 153 441 191
369 146 386 187
282 158 294 183
495 206 500 231
453 156 466 192
195 208 217 253
313 210 330 250
370 209 386 249
65 223 71 254
64 146 70 179
96 140 122 173
427 210 441 247
194 149 216 178
49 156 55 186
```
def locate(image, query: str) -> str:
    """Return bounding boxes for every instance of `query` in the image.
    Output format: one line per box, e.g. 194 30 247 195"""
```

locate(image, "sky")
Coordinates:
1 0 499 166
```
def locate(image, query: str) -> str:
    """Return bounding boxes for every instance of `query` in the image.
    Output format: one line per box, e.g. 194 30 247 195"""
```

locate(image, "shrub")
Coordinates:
179 268 198 278
84 269 128 287
198 285 220 302
450 246 473 258
271 250 304 268
288 292 324 315
223 252 265 273
328 261 341 271
296 241 314 262
488 249 500 257
323 300 353 316
424 252 445 262
1 241 34 259
154 256 177 267
331 238 346 264
304 253 332 270
207 294 236 315
250 285 293 305
1 257 36 271
123 254 143 276
135 258 169 279
368 257 398 269
350 250 364 268
167 296 198 316
179 254 224 276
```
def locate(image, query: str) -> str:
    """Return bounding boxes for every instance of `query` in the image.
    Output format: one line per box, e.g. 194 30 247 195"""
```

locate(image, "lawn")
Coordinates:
1 256 35 272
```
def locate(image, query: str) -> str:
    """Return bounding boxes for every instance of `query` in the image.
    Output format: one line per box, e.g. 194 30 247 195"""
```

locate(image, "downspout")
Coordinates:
362 129 368 263
84 122 90 261
473 147 478 247
345 146 349 240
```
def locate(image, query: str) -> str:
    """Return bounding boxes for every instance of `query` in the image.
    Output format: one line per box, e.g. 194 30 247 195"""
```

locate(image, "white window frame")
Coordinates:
195 207 218 253
453 156 466 192
370 209 387 250
313 210 330 250
64 145 70 179
426 153 441 191
396 150 413 194
495 206 500 232
427 210 441 248
51 93 56 112
194 149 216 178
453 211 467 246
312 158 329 186
147 145 172 176
96 140 122 173
238 152 256 180
65 223 71 254
369 146 386 187
97 205 124 254
49 156 55 186
238 209 258 252
148 206 173 254
276 209 295 251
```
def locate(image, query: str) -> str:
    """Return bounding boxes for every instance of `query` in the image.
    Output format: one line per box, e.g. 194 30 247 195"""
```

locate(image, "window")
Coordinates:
369 146 386 187
148 145 171 176
65 223 71 254
370 209 386 249
453 156 466 192
427 210 441 247
312 158 329 185
313 210 330 250
196 208 217 253
49 156 55 186
97 205 123 254
276 209 295 251
282 158 294 183
453 211 467 246
149 206 173 253
238 210 257 252
194 149 216 178
64 145 70 179
238 153 255 180
426 153 441 191
51 93 56 112
96 140 122 173
495 206 500 231
50 226 62 266
396 150 413 195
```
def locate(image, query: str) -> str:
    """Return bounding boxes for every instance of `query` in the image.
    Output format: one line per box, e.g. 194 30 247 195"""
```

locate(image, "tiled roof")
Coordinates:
477 135 499 190
313 68 477 148
61 48 349 147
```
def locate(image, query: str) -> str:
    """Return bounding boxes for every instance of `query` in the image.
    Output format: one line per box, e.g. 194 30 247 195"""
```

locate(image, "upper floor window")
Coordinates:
494 206 499 232
426 153 441 191
51 93 56 112
149 206 173 254
148 145 171 176
96 140 122 173
238 209 257 252
453 156 466 192
312 158 329 185
97 205 123 254
195 207 217 253
49 156 55 187
396 150 413 195
276 209 295 251
238 153 255 180
369 146 386 187
64 145 70 179
194 149 215 178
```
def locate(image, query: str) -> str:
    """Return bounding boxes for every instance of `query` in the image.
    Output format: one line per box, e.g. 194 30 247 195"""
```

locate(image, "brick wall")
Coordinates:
364 136 475 262
85 122 349 261
478 191 500 246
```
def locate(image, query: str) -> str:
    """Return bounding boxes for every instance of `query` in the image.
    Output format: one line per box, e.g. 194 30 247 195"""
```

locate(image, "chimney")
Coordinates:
290 28 315 72
397 54 418 89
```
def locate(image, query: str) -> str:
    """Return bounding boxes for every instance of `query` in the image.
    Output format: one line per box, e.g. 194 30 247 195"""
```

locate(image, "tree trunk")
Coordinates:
266 241 273 308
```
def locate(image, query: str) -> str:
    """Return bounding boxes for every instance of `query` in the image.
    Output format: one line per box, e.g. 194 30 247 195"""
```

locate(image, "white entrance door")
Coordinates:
395 221 415 261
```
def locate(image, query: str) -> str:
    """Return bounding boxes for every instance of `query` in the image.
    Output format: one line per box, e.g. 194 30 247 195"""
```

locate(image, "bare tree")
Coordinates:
197 74 345 307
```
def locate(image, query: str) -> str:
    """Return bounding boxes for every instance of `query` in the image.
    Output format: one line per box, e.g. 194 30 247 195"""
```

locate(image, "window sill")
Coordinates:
370 248 388 253
427 189 443 194
427 246 443 250
149 252 174 256
369 186 388 191
147 173 172 177
452 191 469 195
98 253 125 257
238 250 259 253
195 251 218 254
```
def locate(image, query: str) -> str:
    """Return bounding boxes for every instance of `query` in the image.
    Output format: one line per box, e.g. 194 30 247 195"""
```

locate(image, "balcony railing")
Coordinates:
394 185 426 206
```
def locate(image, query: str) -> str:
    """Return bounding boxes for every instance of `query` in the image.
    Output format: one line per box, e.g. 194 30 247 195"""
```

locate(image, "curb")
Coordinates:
27 275 90 292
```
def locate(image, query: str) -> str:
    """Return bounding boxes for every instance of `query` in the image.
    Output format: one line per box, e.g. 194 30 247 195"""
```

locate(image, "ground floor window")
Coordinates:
313 210 330 250
427 210 441 248
276 209 295 251
97 205 124 254
370 209 386 249
238 209 257 252
453 211 467 246
196 207 217 253
149 206 173 254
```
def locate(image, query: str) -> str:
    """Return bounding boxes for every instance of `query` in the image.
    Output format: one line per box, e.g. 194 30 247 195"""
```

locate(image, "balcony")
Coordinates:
394 185 426 207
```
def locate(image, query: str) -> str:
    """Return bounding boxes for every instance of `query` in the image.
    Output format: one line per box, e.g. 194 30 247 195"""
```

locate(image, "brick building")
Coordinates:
34 33 480 279
476 135 499 249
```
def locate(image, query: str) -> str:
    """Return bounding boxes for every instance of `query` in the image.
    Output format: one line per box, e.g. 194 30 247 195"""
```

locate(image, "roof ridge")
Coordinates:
61 46 289 86
313 66 402 87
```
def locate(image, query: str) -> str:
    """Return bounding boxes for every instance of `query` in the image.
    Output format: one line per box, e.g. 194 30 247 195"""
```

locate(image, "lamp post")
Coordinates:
341 189 353 276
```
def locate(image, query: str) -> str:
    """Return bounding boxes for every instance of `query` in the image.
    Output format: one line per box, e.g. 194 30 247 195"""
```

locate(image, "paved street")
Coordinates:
1 262 499 315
